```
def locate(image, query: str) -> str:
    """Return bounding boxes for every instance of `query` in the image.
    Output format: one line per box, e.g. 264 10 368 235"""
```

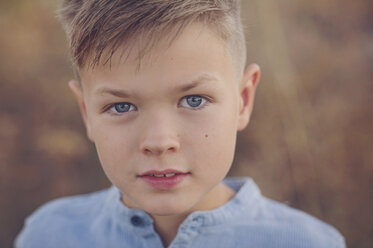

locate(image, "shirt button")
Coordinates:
130 215 143 226
192 216 201 222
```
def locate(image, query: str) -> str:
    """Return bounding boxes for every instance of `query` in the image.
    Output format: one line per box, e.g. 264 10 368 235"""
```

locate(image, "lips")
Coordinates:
140 169 186 177
139 169 190 190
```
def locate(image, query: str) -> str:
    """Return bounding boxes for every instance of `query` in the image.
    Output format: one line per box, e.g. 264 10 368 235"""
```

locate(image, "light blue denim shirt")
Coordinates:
15 177 345 248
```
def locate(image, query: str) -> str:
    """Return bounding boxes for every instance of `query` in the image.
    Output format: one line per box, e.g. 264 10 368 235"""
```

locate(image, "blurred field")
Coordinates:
0 0 372 247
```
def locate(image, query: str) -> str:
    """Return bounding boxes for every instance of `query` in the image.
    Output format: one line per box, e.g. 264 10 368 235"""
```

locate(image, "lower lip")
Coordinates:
140 174 188 190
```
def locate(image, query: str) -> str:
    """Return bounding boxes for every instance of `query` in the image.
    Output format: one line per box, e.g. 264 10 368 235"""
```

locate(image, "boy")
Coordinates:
16 0 345 247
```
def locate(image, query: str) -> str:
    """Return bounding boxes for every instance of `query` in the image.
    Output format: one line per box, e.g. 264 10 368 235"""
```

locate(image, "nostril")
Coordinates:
140 132 180 155
141 143 178 155
143 148 152 154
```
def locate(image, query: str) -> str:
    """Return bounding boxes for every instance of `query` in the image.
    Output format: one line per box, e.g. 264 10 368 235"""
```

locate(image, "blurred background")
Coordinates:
0 0 372 247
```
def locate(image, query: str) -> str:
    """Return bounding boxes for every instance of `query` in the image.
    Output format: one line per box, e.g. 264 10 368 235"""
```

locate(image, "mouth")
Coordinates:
139 169 189 177
138 169 190 190
147 173 181 178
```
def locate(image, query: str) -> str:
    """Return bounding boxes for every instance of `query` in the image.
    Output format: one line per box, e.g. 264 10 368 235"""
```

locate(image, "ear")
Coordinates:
237 64 260 131
68 80 94 142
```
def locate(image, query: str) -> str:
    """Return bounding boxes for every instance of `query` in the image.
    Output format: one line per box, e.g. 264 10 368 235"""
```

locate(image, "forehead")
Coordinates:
80 23 237 93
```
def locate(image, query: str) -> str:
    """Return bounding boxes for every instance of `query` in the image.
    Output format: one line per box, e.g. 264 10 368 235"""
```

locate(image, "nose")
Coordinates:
139 113 180 156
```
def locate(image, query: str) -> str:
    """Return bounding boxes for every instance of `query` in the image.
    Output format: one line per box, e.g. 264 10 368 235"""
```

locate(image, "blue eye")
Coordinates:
110 102 136 113
186 96 202 107
179 95 207 109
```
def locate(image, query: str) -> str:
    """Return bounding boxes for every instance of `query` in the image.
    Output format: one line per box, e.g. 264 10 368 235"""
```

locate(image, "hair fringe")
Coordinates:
58 0 246 74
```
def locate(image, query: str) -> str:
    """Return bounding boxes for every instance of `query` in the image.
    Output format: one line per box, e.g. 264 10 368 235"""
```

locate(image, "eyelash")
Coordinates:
104 95 210 115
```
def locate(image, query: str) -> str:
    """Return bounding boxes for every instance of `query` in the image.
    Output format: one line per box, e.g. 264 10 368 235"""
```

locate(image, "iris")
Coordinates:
114 103 131 113
186 96 203 108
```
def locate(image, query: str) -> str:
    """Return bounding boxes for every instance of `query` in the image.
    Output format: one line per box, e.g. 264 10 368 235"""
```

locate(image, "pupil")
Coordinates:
187 96 202 107
115 103 130 112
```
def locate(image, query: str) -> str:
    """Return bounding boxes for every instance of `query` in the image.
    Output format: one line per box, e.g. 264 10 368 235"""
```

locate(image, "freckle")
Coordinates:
205 134 208 138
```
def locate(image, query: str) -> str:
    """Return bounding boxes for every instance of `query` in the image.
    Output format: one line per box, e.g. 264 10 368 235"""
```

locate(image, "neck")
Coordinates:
151 214 188 247
150 183 235 247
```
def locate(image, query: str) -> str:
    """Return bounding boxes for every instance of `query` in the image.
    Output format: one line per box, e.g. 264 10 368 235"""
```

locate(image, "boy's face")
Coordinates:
71 23 259 216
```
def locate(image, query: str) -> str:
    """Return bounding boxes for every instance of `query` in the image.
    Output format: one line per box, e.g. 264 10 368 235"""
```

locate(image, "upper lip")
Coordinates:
139 169 188 177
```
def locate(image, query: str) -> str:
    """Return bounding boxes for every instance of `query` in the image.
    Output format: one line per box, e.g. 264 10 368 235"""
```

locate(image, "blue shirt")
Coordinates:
15 177 345 248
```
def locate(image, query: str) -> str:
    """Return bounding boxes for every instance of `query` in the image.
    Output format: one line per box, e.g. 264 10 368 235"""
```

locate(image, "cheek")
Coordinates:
91 122 136 173
204 99 238 142
186 104 238 171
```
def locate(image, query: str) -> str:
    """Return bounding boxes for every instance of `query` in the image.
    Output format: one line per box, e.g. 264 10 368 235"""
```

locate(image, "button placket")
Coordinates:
168 215 204 248
191 215 204 229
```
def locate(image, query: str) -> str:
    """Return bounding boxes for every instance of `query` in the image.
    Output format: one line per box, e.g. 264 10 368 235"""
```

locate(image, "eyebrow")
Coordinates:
96 87 131 98
178 73 219 91
95 73 219 98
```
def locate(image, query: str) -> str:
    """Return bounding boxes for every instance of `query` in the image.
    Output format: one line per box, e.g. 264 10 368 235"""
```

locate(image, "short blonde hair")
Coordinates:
58 0 246 75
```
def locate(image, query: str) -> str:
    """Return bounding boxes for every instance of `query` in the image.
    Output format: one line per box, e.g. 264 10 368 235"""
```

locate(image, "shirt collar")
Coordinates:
105 177 262 228
184 177 263 227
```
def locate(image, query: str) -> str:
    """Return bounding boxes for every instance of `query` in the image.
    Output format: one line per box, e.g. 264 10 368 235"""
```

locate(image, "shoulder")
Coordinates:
15 187 112 248
28 188 109 221
219 178 346 247
231 197 346 248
